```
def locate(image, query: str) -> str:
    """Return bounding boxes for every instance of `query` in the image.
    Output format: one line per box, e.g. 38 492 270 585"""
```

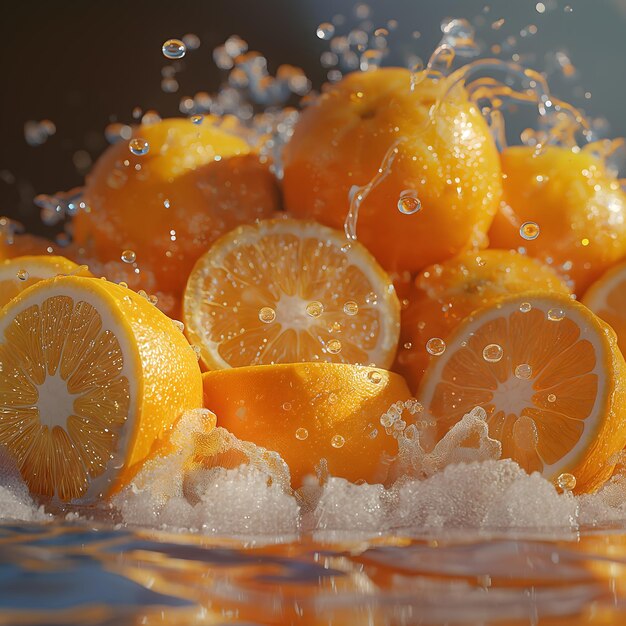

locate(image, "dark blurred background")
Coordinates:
1 0 626 233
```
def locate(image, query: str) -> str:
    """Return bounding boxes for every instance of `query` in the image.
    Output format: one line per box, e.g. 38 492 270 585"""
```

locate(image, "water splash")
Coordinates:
343 138 403 243
34 187 88 226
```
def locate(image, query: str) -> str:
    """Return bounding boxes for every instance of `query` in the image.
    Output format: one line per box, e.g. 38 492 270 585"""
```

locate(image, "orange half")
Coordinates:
417 294 626 492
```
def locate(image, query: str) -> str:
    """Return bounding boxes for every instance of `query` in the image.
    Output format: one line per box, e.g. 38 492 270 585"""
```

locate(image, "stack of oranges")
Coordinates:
3 67 626 503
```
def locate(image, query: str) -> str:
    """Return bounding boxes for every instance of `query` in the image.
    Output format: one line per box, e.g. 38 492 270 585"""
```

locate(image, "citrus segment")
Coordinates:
202 363 413 486
417 295 626 493
583 258 626 357
0 255 91 308
395 249 571 391
184 218 401 370
0 275 203 502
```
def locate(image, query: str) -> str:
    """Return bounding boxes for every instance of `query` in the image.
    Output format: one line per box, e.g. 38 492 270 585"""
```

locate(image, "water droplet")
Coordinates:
316 22 335 40
306 301 324 318
515 363 532 379
556 472 576 491
295 428 309 441
16 269 29 281
519 302 532 313
192 345 202 360
121 249 136 264
172 320 185 332
547 393 557 403
520 221 540 240
547 308 565 321
331 434 345 448
483 343 503 362
258 306 276 324
426 337 446 356
190 114 204 125
24 119 56 147
182 33 201 50
129 138 149 156
367 370 382 384
162 38 186 59
343 300 359 316
397 189 422 215
327 339 342 354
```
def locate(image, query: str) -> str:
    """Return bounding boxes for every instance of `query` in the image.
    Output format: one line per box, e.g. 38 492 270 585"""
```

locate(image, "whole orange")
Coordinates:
73 117 280 314
282 67 502 273
394 249 571 392
488 145 626 295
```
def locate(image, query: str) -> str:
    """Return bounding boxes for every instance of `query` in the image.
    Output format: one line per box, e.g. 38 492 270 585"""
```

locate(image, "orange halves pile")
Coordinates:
3 67 626 502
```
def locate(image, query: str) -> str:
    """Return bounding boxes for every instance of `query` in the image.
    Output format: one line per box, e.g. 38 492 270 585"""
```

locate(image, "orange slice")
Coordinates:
183 218 401 369
583 258 626 357
0 255 92 309
0 275 203 502
202 363 413 486
417 294 626 493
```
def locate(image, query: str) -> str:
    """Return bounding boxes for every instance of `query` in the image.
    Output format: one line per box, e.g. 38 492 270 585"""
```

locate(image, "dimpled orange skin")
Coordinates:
202 363 413 487
488 145 626 296
73 117 280 312
282 68 503 274
394 249 571 393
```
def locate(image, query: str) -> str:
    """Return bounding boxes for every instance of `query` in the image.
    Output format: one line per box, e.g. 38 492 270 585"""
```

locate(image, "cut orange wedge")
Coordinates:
417 294 626 493
0 255 91 309
583 258 626 357
183 218 401 369
0 275 203 502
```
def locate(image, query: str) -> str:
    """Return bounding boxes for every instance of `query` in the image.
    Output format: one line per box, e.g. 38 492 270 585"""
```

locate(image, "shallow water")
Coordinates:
3 521 626 625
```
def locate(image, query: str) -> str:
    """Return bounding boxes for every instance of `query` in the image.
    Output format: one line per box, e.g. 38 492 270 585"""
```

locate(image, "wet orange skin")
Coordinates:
394 249 571 393
72 118 280 314
489 145 626 296
283 67 503 274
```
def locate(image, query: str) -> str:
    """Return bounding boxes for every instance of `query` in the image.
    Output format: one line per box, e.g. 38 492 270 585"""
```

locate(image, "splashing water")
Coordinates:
343 138 404 243
34 187 88 227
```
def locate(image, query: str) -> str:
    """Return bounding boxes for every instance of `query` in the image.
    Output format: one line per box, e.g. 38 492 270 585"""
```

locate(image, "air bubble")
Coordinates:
121 249 136 264
129 138 149 156
331 434 345 448
16 269 29 281
548 393 557 403
190 114 204 125
316 22 335 40
397 190 422 215
426 337 446 356
515 363 532 379
162 39 186 59
483 343 503 362
327 339 342 354
306 301 324 318
258 307 276 324
367 370 382 384
295 428 308 441
520 302 532 313
547 308 565 321
520 221 540 240
343 301 359 316
556 472 576 491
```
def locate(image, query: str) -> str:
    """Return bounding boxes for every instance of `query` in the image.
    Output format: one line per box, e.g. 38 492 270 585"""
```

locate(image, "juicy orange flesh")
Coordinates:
195 233 384 366
429 307 597 474
0 295 130 501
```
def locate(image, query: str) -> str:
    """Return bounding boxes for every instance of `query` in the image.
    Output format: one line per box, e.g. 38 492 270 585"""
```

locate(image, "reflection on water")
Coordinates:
2 522 626 625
